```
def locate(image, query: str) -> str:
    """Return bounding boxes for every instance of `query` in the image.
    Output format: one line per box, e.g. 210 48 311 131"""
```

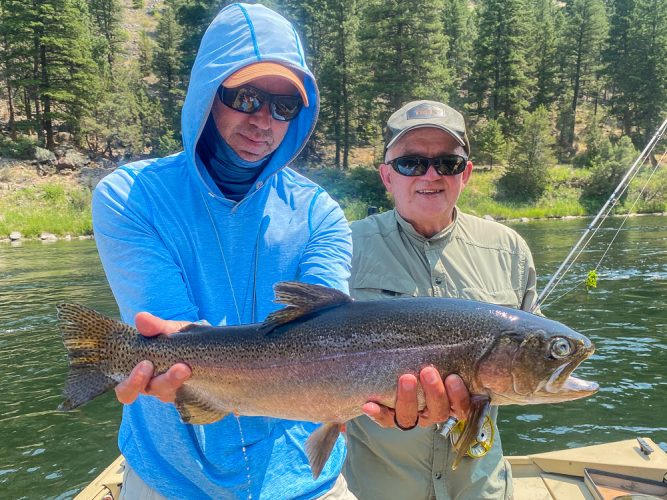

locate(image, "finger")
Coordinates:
135 312 192 337
419 366 449 425
362 402 395 428
394 374 419 429
144 363 191 403
115 360 154 404
445 374 470 420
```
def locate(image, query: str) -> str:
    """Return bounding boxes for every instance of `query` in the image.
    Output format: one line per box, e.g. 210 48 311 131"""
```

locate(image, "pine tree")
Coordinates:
88 0 126 78
358 0 452 125
3 0 101 149
442 0 475 106
467 0 534 131
0 0 41 137
499 106 555 199
559 0 608 151
473 118 506 168
42 0 101 148
528 0 563 108
316 0 361 169
154 0 186 141
606 0 667 147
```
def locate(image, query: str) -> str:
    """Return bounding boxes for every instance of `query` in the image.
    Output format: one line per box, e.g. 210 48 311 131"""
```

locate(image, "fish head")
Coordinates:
476 313 598 405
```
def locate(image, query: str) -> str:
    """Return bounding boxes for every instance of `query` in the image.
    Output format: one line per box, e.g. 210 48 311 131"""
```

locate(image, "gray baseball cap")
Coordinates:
384 100 470 156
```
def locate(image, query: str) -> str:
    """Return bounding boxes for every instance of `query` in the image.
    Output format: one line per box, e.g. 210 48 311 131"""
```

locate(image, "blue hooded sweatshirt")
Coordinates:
92 4 352 498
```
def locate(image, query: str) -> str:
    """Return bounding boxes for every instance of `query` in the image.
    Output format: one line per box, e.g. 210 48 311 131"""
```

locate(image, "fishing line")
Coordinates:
536 155 649 307
533 117 667 311
544 151 664 307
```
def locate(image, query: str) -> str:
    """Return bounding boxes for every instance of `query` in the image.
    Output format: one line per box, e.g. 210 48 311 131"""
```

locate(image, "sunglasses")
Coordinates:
218 85 303 122
388 155 468 176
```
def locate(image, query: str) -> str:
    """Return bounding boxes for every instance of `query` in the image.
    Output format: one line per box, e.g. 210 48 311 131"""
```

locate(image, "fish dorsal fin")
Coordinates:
263 281 352 328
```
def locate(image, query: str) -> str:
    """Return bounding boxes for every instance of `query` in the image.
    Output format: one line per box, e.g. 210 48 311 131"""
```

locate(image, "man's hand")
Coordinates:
362 368 470 430
114 312 193 405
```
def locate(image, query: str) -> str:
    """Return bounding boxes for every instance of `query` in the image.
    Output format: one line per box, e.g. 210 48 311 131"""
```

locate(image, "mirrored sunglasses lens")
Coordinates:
394 158 427 176
272 97 302 121
232 88 263 113
436 156 466 175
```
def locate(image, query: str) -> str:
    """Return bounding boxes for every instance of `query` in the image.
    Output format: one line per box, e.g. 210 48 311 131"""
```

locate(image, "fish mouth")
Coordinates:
504 339 598 404
534 351 599 402
544 366 599 399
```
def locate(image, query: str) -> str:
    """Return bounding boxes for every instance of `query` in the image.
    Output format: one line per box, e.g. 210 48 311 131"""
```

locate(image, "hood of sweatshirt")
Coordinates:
181 3 318 200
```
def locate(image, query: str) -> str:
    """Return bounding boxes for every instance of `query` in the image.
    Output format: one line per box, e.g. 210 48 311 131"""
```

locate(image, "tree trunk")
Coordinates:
40 44 54 150
32 30 44 144
5 79 17 140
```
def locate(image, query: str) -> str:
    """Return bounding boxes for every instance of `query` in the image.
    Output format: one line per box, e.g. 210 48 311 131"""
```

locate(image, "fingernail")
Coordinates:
174 369 189 381
424 369 438 384
401 377 416 390
139 360 153 375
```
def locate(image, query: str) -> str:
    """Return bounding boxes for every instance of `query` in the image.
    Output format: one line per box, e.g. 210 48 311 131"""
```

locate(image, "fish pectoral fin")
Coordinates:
451 394 491 470
174 386 228 425
305 422 344 479
263 282 352 329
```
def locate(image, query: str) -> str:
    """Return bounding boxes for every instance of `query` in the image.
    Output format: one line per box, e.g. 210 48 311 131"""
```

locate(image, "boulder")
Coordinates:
56 149 90 172
9 231 21 241
39 232 58 241
33 147 56 163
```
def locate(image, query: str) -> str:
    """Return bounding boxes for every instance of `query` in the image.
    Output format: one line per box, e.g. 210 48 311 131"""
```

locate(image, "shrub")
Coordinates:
582 136 637 205
498 106 556 201
0 135 38 159
303 165 390 220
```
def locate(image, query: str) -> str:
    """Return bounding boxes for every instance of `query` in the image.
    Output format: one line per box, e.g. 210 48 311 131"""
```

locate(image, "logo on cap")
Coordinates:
407 103 444 120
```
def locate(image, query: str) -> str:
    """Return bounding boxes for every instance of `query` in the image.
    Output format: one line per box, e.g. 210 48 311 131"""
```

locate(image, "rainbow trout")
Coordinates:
58 282 598 478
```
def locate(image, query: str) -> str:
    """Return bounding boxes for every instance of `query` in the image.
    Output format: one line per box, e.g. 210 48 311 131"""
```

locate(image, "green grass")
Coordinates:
0 183 93 238
1 162 662 238
457 167 589 219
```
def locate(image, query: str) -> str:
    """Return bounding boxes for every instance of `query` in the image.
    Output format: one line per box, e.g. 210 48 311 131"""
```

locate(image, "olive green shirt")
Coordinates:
343 208 539 500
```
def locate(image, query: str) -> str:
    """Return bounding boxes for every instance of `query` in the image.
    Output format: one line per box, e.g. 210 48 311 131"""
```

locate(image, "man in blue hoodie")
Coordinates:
93 3 360 498
94 3 463 497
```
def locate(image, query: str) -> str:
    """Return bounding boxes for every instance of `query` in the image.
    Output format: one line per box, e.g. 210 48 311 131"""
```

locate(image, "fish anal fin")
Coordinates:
174 386 228 425
452 394 491 470
264 282 352 328
58 368 116 411
305 422 343 479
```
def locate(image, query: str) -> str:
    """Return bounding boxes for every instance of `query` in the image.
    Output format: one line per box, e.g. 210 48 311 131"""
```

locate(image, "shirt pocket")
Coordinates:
459 287 520 308
351 273 417 300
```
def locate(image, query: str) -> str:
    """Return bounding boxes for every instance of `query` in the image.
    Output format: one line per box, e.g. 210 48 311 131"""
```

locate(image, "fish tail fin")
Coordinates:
57 303 127 411
305 422 344 479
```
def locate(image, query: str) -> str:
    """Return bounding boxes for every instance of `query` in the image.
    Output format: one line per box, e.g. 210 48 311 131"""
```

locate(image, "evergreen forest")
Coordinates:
0 0 666 209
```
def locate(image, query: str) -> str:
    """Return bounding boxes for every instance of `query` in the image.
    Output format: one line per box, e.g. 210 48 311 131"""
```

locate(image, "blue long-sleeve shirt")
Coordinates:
92 4 352 498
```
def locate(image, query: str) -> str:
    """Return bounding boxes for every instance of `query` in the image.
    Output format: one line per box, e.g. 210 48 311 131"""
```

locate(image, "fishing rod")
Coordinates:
531 116 667 313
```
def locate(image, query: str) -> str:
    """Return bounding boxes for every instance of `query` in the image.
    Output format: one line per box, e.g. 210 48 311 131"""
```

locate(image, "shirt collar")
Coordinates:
394 207 459 244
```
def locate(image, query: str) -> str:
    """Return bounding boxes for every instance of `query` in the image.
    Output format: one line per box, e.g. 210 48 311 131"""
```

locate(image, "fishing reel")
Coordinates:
447 415 495 459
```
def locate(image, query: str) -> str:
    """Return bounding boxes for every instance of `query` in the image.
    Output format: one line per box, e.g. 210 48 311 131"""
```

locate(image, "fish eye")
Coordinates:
550 337 572 359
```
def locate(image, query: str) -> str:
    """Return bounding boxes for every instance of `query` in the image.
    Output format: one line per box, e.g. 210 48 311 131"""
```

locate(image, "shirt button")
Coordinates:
434 277 443 285
434 472 442 480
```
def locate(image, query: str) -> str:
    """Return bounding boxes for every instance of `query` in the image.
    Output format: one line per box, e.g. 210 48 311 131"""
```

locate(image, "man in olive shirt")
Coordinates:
343 100 539 499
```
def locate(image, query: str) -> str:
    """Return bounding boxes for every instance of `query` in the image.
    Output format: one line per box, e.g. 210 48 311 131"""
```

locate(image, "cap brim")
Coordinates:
223 62 309 107
386 124 466 152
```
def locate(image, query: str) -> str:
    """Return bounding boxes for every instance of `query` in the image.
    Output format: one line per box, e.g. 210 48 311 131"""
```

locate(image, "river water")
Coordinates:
0 215 665 498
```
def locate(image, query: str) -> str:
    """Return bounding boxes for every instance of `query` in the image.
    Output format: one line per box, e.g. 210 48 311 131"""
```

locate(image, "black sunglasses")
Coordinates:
388 155 468 176
218 85 303 122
